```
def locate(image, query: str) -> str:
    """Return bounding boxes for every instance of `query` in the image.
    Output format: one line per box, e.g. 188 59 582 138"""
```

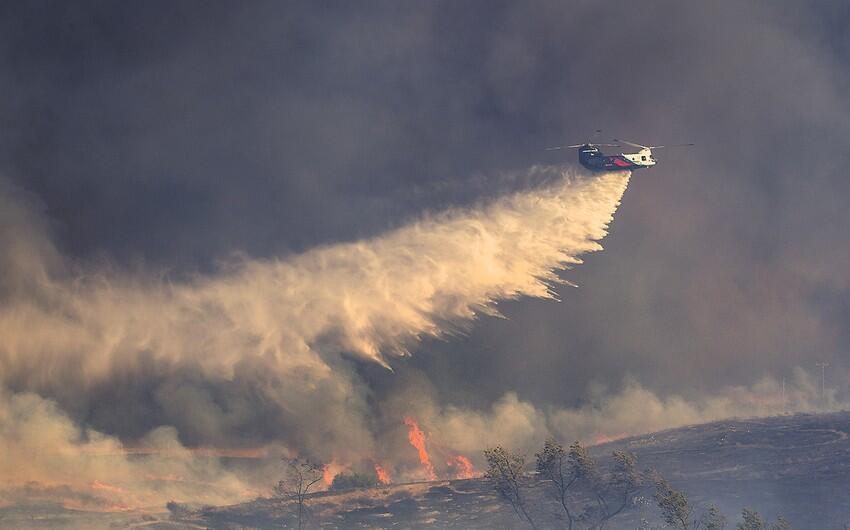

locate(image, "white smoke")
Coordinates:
422 367 844 459
0 167 631 509
1 168 629 377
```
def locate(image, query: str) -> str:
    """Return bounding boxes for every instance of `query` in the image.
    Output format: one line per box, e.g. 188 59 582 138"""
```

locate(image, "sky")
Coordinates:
1 0 849 511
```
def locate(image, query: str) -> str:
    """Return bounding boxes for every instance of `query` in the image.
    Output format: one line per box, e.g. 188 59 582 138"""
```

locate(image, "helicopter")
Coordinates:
546 137 694 172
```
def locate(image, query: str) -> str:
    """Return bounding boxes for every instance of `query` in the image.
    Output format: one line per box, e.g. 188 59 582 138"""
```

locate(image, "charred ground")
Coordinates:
6 411 850 529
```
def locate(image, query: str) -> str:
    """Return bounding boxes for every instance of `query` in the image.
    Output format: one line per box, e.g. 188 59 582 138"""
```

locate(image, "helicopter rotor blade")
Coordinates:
545 142 620 151
612 138 648 150
647 143 695 149
544 142 622 151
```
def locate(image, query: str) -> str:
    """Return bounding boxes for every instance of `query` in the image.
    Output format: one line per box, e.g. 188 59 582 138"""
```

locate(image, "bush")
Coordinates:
166 501 192 518
329 471 379 491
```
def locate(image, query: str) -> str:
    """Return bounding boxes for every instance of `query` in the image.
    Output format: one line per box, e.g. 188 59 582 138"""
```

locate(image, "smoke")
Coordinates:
2 163 844 512
418 367 846 460
0 388 258 511
548 369 830 442
0 166 630 509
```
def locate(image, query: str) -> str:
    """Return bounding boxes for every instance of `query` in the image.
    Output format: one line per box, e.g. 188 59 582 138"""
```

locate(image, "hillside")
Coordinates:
5 411 850 529
181 411 850 529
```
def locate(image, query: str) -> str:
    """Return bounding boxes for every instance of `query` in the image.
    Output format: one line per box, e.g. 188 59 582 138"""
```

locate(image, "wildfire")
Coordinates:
321 461 346 489
90 480 125 494
447 455 476 479
86 481 132 512
403 416 436 481
374 463 391 485
592 432 628 445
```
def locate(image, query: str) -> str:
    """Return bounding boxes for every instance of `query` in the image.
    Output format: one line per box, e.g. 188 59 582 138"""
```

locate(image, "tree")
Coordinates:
275 458 324 530
536 438 578 530
484 446 537 529
653 475 694 530
568 440 600 485
566 440 606 527
737 508 766 530
572 444 644 529
596 450 644 529
536 439 646 530
770 516 792 530
701 504 728 530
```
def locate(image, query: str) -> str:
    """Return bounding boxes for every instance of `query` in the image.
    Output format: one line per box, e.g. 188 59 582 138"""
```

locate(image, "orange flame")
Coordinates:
592 432 627 445
90 480 125 494
320 460 349 489
322 465 333 487
374 463 391 484
403 416 436 481
447 455 476 479
86 481 131 512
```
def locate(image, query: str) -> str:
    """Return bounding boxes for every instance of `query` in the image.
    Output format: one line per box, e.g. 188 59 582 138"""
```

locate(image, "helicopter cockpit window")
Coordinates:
641 155 647 161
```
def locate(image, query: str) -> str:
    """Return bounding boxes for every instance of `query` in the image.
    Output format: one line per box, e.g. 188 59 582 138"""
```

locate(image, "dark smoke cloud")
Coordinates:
0 164 631 505
0 0 848 511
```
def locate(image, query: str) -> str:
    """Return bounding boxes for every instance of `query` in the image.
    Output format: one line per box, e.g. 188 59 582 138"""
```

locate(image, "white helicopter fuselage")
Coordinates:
619 148 657 168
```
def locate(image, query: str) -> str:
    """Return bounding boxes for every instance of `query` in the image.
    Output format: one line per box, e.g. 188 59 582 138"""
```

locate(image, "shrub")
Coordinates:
329 471 380 491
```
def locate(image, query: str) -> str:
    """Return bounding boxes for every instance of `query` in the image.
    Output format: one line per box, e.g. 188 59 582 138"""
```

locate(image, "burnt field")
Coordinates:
6 411 850 529
602 410 850 527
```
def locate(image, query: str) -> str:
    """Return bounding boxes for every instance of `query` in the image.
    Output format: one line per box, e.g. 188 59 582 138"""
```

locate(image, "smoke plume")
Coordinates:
0 166 629 509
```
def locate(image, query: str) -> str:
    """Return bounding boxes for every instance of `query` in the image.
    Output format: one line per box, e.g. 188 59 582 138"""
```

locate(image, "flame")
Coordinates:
90 480 125 494
374 463 391 484
322 464 334 488
403 416 436 481
85 481 132 511
447 455 476 479
592 432 627 445
239 488 261 498
321 460 347 489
